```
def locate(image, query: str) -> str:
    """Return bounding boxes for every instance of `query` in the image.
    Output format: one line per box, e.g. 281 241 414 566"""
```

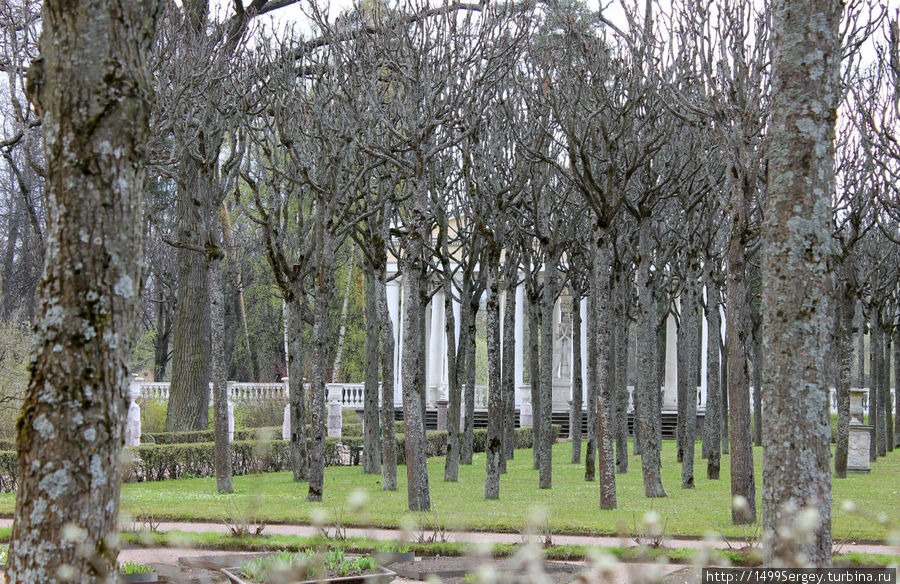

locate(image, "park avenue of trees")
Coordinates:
0 0 898 579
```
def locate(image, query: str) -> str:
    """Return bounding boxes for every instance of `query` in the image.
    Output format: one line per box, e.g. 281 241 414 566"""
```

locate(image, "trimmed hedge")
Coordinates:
146 426 282 445
340 421 405 438
0 424 560 490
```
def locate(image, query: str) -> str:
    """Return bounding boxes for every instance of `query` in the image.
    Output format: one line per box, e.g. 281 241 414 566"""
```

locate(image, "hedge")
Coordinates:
146 426 282 445
0 425 559 491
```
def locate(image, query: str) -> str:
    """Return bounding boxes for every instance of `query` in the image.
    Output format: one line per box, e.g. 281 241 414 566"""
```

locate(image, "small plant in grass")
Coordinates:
413 506 449 543
239 549 379 583
224 499 268 538
630 509 668 549
119 561 153 574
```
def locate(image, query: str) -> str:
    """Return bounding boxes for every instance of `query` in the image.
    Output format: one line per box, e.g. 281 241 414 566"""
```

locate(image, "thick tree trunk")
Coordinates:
307 237 335 502
762 0 839 564
376 267 397 491
538 261 556 489
585 283 598 482
593 242 617 508
363 269 381 474
484 257 502 499
570 290 583 464
726 201 755 523
679 271 699 489
636 219 666 498
210 253 233 493
167 158 213 432
286 296 309 481
704 274 722 480
8 0 157 579
502 281 518 466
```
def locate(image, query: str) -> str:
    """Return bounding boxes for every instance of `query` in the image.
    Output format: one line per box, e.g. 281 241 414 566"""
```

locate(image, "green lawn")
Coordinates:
2 440 896 541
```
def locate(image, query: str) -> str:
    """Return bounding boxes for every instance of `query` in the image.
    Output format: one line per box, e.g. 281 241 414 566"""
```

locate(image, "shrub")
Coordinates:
139 400 167 434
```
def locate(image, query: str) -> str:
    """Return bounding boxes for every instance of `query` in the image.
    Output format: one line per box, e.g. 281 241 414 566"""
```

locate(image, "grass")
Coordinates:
0 440 896 541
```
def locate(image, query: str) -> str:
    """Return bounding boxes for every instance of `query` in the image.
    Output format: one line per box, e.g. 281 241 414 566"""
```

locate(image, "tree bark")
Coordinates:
286 296 309 481
762 0 839 564
502 281 518 466
636 219 666 498
894 325 900 449
210 252 233 494
679 268 699 489
614 275 630 474
444 283 466 481
869 315 880 461
585 281 598 482
882 326 893 453
593 242 617 508
704 273 722 480
8 0 157 579
528 292 542 470
377 268 397 491
484 256 502 499
363 269 381 474
538 260 556 489
461 296 477 465
570 289 583 464
166 157 213 432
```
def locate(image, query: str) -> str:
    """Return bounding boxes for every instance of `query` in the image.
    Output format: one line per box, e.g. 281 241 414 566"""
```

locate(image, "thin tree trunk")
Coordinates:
705 274 722 480
331 260 355 383
362 269 381 474
856 304 865 387
210 253 233 493
444 286 467 481
869 316 880 461
8 0 157 578
883 326 893 452
484 256 502 499
636 219 666 498
679 269 699 489
726 194 755 522
502 281 517 465
538 260 556 489
585 281 598 482
286 296 309 481
873 316 886 457
377 268 397 491
833 278 855 478
307 234 335 502
751 321 763 448
594 242 617 508
571 290 583 464
529 293 542 470
461 297 477 465
615 277 630 474
895 325 900 449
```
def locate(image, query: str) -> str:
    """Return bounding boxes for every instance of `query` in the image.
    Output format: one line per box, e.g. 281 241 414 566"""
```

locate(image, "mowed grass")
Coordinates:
0 440 896 540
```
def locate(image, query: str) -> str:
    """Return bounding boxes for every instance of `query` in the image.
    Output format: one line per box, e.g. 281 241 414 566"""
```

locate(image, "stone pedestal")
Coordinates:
520 399 533 428
125 377 142 446
848 424 872 473
436 399 449 431
327 401 343 438
552 382 571 413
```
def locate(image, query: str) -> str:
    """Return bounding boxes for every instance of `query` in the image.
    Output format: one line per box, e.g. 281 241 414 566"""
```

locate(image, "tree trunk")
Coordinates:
377 267 397 491
167 157 213 432
8 0 157 579
833 278 854 478
873 316 886 457
529 292 542 470
882 326 893 453
614 276 630 474
331 261 355 383
894 325 900 449
636 219 666 498
484 255 502 499
461 296 477 465
679 269 699 489
362 269 381 474
726 190 755 523
704 274 722 480
593 241 617 508
444 283 466 481
856 304 865 387
538 260 556 489
502 281 518 465
286 296 309 481
762 0 839 564
571 289 583 464
751 321 763 448
209 251 233 493
154 296 173 382
307 232 335 502
585 281 598 482
869 316 880 461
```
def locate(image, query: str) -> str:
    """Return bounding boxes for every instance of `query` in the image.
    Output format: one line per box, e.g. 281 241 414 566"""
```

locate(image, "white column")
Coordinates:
663 306 678 411
514 283 525 403
386 278 401 397
580 296 588 405
700 289 709 410
428 290 446 403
